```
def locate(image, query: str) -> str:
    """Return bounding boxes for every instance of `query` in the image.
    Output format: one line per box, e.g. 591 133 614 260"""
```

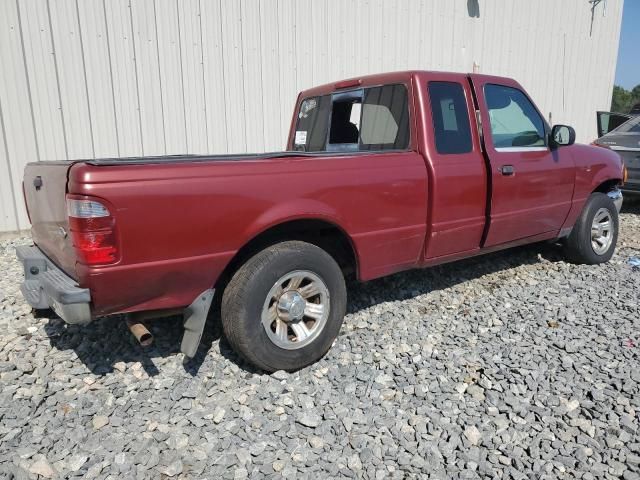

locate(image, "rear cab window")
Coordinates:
295 96 332 152
293 84 410 152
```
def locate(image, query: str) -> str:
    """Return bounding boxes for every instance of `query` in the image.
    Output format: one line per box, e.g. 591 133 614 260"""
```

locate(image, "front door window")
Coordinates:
484 84 546 151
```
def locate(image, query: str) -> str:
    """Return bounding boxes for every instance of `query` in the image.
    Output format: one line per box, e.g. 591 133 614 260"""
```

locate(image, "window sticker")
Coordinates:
299 98 317 118
294 130 307 145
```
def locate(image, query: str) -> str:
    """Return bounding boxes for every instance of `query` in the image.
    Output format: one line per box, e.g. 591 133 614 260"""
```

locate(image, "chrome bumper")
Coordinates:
607 188 623 213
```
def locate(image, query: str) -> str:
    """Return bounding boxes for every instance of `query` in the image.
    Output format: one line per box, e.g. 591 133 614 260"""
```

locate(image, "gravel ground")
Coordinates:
1 200 639 480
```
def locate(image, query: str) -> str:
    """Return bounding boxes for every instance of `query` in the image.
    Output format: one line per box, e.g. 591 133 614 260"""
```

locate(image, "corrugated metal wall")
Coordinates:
0 0 624 233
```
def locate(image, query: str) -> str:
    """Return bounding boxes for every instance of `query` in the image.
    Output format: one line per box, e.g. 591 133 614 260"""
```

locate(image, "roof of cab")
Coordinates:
299 70 515 98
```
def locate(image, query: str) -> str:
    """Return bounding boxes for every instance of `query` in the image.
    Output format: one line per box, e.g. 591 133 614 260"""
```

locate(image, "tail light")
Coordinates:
66 196 118 265
623 164 628 184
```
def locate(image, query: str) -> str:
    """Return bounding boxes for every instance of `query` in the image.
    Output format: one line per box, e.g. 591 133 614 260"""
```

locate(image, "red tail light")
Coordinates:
66 196 118 265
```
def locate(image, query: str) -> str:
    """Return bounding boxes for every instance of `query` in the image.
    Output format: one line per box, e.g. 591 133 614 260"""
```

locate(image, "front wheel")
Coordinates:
564 192 619 264
221 241 347 372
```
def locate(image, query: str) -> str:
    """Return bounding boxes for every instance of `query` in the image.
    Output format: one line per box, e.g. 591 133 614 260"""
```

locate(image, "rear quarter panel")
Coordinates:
69 153 428 315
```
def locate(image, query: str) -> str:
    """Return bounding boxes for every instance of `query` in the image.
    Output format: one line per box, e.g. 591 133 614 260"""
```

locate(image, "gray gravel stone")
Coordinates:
159 459 183 477
66 454 88 472
91 415 109 430
271 370 289 381
28 457 55 478
464 425 482 446
296 412 322 428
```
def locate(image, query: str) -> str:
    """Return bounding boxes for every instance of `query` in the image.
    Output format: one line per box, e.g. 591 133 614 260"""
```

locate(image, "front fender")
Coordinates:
559 144 624 234
575 144 624 192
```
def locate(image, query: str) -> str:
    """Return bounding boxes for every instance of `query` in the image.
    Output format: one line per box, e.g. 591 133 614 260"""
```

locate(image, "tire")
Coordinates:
221 241 347 372
564 192 619 264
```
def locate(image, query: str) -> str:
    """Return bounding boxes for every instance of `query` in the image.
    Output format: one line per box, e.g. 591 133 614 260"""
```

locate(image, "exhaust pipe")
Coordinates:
125 309 182 347
126 317 153 347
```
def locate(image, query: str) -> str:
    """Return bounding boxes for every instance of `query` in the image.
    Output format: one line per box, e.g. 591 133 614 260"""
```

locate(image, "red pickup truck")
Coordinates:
18 71 624 372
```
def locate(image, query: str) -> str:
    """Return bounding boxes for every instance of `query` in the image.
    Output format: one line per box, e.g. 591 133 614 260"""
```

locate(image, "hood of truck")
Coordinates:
23 161 78 279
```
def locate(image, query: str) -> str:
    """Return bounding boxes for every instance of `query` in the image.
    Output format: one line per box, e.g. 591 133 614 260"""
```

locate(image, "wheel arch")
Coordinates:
215 217 360 294
592 178 622 194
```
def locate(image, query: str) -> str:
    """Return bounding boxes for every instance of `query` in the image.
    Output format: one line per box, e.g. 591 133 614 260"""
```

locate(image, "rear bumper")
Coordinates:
16 245 92 325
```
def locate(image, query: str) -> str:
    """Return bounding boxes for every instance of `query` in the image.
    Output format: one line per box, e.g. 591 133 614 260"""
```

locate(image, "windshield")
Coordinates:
612 115 640 134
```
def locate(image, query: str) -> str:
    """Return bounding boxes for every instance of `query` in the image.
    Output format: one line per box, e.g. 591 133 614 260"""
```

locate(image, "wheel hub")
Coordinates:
277 291 306 322
590 207 613 255
260 270 330 350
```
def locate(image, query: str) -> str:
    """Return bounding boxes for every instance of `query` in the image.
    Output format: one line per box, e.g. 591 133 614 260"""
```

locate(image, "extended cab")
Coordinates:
18 71 624 371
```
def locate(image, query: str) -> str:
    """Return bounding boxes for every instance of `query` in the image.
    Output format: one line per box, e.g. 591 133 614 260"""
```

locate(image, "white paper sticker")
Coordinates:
294 130 307 145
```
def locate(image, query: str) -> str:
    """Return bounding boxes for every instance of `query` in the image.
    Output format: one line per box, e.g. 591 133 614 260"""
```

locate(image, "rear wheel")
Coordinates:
221 241 347 372
564 192 619 264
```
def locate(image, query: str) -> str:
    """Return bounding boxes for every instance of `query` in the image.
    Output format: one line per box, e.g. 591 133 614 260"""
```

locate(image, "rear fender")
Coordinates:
241 199 361 273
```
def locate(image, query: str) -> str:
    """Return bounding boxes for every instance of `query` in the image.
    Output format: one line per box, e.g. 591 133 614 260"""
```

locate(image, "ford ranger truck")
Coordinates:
18 71 625 372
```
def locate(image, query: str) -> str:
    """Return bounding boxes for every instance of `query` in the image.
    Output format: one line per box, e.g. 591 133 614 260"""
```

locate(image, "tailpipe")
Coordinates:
126 317 154 347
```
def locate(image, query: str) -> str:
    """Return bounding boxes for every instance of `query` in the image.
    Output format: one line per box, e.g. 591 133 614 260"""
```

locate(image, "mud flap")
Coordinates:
181 289 214 358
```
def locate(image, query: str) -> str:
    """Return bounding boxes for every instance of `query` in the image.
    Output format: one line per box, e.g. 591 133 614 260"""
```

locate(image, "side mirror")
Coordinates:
551 125 576 147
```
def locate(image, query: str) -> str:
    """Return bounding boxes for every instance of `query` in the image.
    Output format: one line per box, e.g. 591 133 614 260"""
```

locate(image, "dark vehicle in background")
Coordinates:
597 111 634 138
595 113 640 194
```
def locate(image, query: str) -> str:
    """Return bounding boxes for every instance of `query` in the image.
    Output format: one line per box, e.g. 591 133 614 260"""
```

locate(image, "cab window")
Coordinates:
360 85 410 151
484 84 546 150
428 81 472 154
294 95 331 152
293 84 409 152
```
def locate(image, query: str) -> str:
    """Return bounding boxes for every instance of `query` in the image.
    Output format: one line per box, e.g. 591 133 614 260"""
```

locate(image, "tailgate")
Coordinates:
23 162 78 279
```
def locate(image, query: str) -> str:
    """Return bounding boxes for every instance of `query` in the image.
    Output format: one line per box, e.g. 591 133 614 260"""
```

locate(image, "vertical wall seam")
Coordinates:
127 0 145 155
257 0 266 149
276 0 285 143
175 0 188 151
45 0 69 160
562 33 566 113
217 0 228 151
197 0 209 150
15 0 41 163
102 0 120 157
238 1 247 151
292 0 297 91
74 0 96 158
152 0 167 154
0 90 20 231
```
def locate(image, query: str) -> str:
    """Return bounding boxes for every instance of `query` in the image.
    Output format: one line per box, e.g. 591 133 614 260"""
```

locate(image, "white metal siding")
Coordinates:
0 0 624 232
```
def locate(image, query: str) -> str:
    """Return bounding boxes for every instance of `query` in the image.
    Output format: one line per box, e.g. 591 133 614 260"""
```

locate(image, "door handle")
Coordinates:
500 165 514 176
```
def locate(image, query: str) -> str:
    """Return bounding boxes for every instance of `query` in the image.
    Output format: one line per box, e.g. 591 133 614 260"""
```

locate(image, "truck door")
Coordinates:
422 76 488 259
469 75 574 247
